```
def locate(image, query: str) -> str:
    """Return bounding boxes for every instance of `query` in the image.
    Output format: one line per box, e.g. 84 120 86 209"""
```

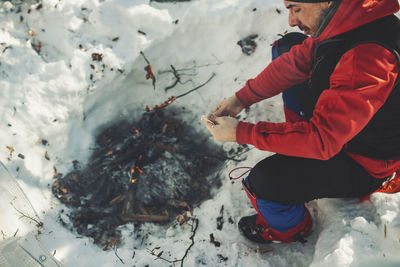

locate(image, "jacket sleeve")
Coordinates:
235 37 315 107
236 43 399 160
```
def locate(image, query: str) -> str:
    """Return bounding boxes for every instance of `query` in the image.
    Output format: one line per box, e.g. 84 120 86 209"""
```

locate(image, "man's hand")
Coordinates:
204 114 238 142
213 95 245 117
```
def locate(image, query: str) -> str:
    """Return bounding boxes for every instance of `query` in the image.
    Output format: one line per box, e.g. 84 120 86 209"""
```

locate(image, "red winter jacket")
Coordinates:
235 0 400 178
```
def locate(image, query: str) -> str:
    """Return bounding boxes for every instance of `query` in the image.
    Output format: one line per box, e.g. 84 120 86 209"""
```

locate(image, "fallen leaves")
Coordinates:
6 146 14 157
91 53 103 61
53 166 62 179
37 138 49 146
28 29 36 37
60 188 68 194
176 211 190 226
144 64 156 89
140 51 156 89
102 238 118 251
45 151 50 160
175 202 194 227
32 41 42 54
210 233 221 247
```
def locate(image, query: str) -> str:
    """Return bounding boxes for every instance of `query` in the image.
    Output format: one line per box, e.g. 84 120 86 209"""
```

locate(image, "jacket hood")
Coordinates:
316 0 399 42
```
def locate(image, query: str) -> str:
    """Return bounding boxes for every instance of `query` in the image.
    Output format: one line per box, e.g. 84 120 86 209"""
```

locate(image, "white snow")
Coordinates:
0 0 400 266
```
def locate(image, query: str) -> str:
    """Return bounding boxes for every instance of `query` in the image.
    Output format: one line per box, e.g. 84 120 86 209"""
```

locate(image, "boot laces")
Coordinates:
380 171 398 191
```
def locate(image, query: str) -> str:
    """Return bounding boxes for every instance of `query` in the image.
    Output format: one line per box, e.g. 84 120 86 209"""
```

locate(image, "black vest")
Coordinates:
306 15 400 160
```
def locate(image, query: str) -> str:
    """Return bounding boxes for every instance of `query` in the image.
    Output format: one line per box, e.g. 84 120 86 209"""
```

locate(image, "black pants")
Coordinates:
247 32 386 206
247 151 386 205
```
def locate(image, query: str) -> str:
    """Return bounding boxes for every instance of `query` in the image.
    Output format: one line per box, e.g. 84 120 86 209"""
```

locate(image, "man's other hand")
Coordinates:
213 95 245 117
204 114 238 142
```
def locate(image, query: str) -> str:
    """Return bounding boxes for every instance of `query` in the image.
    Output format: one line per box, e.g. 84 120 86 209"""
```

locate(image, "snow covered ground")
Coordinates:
1 0 400 266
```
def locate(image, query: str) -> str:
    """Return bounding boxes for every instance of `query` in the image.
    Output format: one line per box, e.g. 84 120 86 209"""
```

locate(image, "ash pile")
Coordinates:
53 110 227 243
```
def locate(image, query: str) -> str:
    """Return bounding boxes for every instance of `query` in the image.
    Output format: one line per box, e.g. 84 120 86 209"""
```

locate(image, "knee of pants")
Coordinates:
247 160 287 202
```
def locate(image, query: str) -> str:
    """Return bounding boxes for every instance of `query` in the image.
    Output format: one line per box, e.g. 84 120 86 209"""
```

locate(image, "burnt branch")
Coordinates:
146 96 177 112
145 73 216 112
120 213 169 222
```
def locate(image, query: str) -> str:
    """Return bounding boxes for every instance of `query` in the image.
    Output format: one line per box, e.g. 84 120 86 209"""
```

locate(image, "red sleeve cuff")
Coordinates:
235 80 264 107
236 121 256 144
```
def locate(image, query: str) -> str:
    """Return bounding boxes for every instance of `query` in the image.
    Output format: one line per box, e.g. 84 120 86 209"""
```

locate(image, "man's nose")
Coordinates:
288 13 299 27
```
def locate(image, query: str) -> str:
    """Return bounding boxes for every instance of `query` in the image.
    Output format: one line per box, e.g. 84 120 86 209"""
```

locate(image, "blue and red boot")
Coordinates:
239 178 313 243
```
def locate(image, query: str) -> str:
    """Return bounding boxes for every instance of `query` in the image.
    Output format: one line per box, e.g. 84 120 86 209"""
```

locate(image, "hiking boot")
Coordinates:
238 210 313 244
238 214 271 244
360 171 400 202
376 171 400 193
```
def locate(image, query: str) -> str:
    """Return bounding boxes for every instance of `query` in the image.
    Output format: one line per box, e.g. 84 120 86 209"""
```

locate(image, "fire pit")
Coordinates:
52 110 226 243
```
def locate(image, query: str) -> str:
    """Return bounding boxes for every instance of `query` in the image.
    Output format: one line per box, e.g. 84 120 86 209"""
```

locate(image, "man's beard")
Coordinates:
298 25 311 32
298 25 311 35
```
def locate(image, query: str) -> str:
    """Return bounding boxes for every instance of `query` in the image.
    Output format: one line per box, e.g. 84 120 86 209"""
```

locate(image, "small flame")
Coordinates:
136 166 143 174
131 179 137 184
135 129 140 134
131 169 135 174
138 155 143 161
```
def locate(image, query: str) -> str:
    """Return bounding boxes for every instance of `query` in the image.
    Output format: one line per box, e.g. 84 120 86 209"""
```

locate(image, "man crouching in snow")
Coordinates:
204 0 400 243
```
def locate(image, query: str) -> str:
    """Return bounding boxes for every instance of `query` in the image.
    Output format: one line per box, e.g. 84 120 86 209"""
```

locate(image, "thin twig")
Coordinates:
140 51 150 65
10 202 42 226
179 218 199 267
176 73 216 99
159 60 223 74
113 245 125 264
146 217 199 266
147 248 179 264
164 65 194 91
13 228 19 237
165 78 180 91
146 73 216 112
159 59 222 91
